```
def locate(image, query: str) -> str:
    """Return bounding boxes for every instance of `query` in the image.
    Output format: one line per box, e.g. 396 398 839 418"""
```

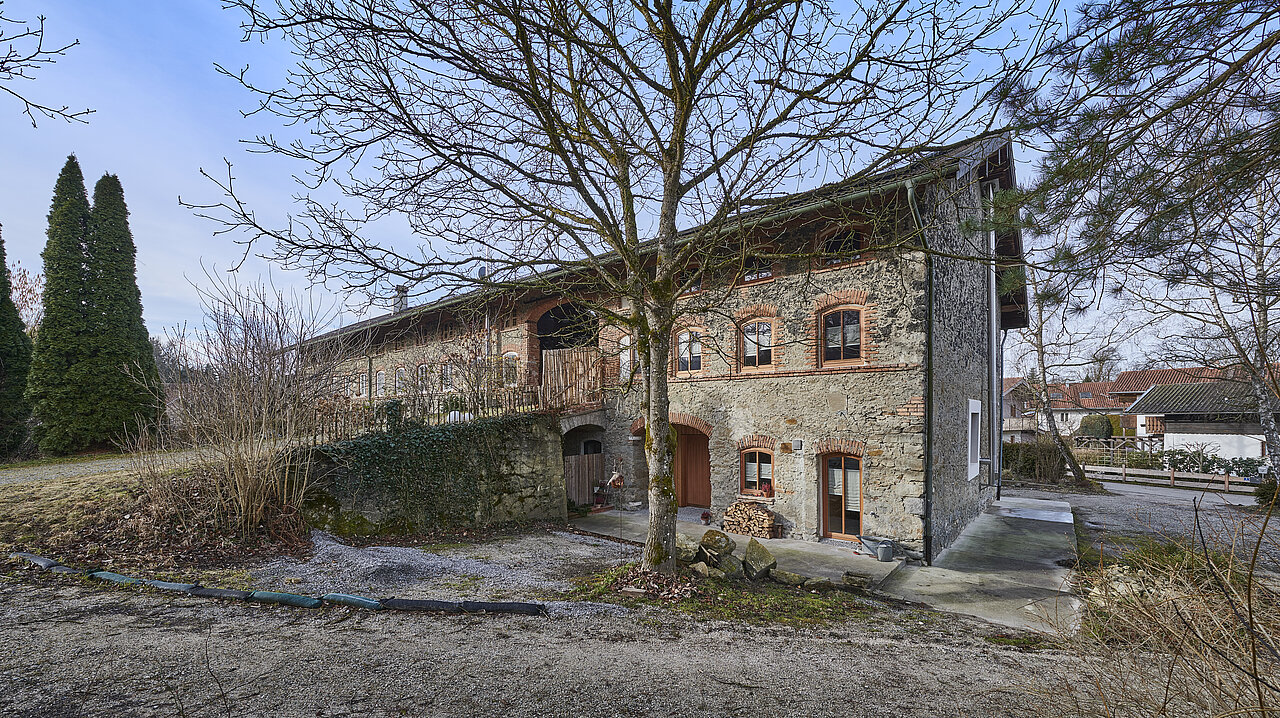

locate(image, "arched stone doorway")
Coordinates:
562 422 606 506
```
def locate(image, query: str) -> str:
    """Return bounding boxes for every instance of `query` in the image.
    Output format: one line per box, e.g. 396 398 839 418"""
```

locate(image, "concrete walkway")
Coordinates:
878 497 1080 633
572 509 904 587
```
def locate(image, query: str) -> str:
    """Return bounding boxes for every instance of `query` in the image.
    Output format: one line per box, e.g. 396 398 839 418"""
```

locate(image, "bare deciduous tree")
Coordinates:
194 0 1031 571
0 4 91 126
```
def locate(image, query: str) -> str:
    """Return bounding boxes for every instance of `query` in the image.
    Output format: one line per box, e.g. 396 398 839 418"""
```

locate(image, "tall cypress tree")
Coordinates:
0 224 34 456
26 155 93 455
81 173 160 436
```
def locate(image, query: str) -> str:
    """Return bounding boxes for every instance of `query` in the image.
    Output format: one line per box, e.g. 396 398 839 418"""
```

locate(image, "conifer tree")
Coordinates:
81 173 160 436
25 155 93 454
0 224 33 456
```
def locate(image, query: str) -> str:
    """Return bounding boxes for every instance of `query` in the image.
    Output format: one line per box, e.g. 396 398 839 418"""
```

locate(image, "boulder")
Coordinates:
690 561 710 577
700 529 736 556
841 571 871 590
742 538 777 580
803 577 834 592
675 534 700 564
718 554 745 581
770 569 808 587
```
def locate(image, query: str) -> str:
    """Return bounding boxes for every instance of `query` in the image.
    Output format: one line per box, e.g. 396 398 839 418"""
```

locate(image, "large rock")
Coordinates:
700 529 736 556
841 572 871 590
803 577 834 592
675 534 700 564
770 569 808 587
718 554 745 580
742 538 776 580
690 561 725 580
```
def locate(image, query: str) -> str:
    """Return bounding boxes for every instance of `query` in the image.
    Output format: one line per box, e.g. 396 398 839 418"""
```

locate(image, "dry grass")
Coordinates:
1048 504 1279 717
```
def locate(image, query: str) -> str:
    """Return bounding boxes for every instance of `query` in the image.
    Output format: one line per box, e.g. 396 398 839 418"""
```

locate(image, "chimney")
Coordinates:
393 284 408 313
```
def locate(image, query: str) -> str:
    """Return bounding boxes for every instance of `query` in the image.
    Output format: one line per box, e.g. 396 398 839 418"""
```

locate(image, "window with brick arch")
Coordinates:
741 321 773 368
395 367 408 395
821 309 862 363
417 364 431 393
741 450 773 496
676 330 702 372
375 370 386 396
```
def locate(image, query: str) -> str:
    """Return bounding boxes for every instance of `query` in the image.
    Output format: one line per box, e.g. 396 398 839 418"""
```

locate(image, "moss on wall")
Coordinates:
305 413 567 536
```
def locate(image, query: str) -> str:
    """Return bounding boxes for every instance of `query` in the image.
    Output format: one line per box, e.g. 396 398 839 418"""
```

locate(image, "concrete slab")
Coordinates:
878 497 1081 633
571 509 904 587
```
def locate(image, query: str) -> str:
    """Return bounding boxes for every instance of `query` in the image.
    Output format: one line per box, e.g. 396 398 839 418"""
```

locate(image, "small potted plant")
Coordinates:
700 510 712 526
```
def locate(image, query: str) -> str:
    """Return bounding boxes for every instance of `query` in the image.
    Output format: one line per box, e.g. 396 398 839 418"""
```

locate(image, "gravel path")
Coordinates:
0 578 1075 717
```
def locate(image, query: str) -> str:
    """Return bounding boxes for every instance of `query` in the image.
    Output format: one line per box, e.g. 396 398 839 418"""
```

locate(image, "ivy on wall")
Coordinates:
309 413 558 535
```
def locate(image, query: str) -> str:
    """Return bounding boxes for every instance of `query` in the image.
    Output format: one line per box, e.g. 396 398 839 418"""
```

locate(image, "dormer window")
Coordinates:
824 230 866 265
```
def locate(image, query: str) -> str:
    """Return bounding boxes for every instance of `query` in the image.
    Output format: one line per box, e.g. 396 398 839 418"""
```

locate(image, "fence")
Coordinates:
310 348 606 445
1074 436 1165 467
1083 464 1257 494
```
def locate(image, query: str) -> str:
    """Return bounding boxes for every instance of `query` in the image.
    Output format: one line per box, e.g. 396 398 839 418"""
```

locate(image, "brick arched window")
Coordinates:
374 370 386 397
740 320 773 369
675 329 703 373
820 308 862 365
741 449 774 496
394 366 408 395
417 364 431 393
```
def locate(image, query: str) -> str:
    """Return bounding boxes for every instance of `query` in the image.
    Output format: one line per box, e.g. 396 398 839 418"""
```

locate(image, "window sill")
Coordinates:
812 256 874 273
738 365 776 374
736 277 775 288
735 493 776 505
819 359 866 369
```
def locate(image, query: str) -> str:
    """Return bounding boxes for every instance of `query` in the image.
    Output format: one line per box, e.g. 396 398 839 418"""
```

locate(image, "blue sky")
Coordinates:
0 1 364 335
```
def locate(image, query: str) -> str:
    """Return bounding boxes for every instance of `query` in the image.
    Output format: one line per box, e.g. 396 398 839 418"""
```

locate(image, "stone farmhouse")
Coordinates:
309 136 1028 563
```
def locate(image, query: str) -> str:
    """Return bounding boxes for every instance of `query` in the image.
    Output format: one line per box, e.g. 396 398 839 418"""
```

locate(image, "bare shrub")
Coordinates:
131 275 360 543
1051 502 1279 717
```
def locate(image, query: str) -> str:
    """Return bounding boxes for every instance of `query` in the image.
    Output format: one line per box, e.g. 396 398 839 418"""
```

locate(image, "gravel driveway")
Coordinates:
1006 482 1278 570
0 578 1074 717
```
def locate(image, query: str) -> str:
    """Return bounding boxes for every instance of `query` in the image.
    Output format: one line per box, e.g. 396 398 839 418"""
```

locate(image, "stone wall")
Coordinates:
920 175 998 554
306 414 567 535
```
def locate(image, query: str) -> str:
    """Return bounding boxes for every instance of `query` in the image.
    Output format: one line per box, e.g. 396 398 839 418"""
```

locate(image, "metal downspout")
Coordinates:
907 179 933 565
983 182 1002 502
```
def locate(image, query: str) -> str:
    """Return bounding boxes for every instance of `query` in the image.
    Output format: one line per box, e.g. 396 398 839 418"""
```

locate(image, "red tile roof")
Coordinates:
1044 381 1128 410
1109 367 1220 396
1002 377 1026 395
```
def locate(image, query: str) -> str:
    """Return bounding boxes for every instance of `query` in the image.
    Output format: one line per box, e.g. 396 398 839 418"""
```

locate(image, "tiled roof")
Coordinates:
1110 367 1220 395
1002 377 1026 395
1126 381 1259 416
1045 381 1128 410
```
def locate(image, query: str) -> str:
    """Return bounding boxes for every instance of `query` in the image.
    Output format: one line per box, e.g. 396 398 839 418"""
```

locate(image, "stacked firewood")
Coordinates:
722 501 777 538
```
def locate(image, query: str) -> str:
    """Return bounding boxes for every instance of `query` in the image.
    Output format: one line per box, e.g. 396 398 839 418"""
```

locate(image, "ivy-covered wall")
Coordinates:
307 413 567 535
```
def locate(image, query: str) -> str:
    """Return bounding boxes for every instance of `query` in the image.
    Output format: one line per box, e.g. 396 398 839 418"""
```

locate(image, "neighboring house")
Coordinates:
1030 381 1129 435
308 137 1028 561
1001 377 1037 443
1108 367 1220 436
1126 381 1274 459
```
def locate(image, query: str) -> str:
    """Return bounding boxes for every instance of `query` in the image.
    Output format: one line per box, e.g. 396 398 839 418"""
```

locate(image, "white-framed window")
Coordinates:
375 370 386 397
395 367 408 395
358 373 369 398
741 320 773 368
619 333 638 377
417 364 431 393
676 330 702 372
968 399 982 480
439 363 454 392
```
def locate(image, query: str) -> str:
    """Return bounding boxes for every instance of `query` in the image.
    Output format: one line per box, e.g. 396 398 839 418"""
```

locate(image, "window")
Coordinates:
375 370 386 397
821 309 861 363
347 375 360 398
502 352 520 387
968 399 982 480
1049 392 1064 399
1079 391 1093 399
582 439 603 455
417 364 431 393
823 230 865 265
1060 412 1068 422
824 455 862 537
741 450 773 496
395 367 408 395
439 363 454 392
676 330 702 372
358 373 369 398
741 321 772 368
741 257 773 283
618 334 638 377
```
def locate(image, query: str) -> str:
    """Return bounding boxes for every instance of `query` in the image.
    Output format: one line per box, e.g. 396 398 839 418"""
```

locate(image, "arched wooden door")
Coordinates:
674 425 711 508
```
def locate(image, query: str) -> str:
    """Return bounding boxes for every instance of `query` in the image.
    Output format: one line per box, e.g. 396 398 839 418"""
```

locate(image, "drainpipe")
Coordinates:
982 181 1002 501
907 179 933 565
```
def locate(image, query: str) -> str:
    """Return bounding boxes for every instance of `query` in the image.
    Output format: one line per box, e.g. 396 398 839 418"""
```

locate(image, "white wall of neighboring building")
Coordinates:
1164 432 1266 459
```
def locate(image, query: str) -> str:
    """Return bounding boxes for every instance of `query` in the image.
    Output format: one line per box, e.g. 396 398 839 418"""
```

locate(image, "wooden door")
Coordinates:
675 428 711 508
822 454 862 539
564 453 604 505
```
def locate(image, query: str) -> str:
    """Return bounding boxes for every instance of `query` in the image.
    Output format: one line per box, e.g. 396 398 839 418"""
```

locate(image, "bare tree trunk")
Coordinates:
1030 280 1087 483
640 314 678 572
